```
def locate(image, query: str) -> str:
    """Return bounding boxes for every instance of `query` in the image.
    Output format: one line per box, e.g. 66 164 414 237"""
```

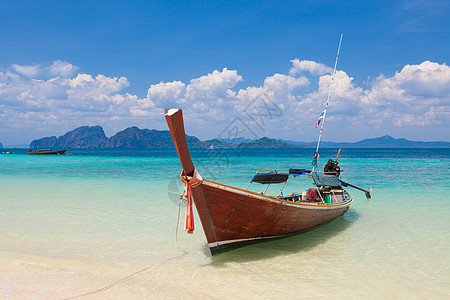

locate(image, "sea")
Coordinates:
0 147 449 299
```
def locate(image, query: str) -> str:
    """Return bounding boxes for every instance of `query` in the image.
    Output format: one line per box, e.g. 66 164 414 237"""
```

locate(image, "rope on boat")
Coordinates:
175 191 185 250
312 181 326 204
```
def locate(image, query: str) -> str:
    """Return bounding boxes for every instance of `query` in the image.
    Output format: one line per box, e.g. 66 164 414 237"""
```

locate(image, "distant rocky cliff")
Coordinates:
30 126 446 149
29 126 306 149
103 126 204 148
0 141 3 148
29 126 210 149
30 126 108 149
239 137 309 148
281 135 450 148
30 136 58 149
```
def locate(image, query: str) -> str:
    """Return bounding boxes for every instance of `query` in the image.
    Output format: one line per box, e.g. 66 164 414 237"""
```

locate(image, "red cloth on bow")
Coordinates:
181 169 203 234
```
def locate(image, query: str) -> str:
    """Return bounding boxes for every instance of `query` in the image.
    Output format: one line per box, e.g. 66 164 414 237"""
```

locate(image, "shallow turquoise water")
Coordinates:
0 148 449 299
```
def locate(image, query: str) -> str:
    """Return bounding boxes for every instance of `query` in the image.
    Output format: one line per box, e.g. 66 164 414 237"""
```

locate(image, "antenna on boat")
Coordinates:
312 34 343 172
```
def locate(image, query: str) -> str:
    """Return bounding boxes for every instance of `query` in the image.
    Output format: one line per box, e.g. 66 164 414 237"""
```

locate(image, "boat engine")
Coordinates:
324 159 341 176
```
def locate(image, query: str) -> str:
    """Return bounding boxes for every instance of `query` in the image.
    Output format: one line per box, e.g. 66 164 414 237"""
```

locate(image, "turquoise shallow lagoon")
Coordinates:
0 148 449 299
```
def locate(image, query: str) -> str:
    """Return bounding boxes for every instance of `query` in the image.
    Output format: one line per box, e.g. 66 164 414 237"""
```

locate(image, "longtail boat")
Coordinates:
27 147 69 155
165 35 371 254
165 108 371 254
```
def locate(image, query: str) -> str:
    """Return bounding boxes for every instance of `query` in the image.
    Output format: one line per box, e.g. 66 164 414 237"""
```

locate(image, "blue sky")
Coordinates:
0 0 449 145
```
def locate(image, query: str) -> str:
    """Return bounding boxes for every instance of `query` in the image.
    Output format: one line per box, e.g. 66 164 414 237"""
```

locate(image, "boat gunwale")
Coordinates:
184 177 353 210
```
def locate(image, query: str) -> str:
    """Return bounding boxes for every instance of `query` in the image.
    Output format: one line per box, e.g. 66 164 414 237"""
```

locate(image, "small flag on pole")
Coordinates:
316 110 326 128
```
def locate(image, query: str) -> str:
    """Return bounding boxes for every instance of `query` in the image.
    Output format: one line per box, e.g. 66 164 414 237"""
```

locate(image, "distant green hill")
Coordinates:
29 127 450 149
104 127 185 148
30 126 108 149
102 126 224 149
281 135 450 148
239 137 310 148
30 126 238 149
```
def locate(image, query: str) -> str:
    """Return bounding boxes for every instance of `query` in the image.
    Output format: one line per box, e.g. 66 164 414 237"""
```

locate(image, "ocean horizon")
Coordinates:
1 148 449 299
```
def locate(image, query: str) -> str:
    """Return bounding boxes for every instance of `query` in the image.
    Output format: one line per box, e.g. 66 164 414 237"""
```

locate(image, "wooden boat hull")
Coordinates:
190 178 352 254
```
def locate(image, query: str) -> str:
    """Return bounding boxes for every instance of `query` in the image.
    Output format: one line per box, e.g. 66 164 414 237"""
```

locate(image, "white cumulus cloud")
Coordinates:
289 59 333 76
11 64 41 77
186 68 243 101
135 68 243 122
49 60 79 77
146 81 186 107
362 60 450 127
0 59 449 145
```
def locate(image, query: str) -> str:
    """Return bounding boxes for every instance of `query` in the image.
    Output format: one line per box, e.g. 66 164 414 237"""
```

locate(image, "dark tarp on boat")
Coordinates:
252 173 289 184
289 168 309 175
311 173 341 187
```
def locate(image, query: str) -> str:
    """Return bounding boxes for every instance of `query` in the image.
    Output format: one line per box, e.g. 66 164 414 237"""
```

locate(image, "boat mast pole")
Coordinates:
312 34 343 172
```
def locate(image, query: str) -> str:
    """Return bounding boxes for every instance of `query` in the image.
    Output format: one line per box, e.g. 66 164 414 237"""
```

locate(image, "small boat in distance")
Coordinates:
27 147 69 155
